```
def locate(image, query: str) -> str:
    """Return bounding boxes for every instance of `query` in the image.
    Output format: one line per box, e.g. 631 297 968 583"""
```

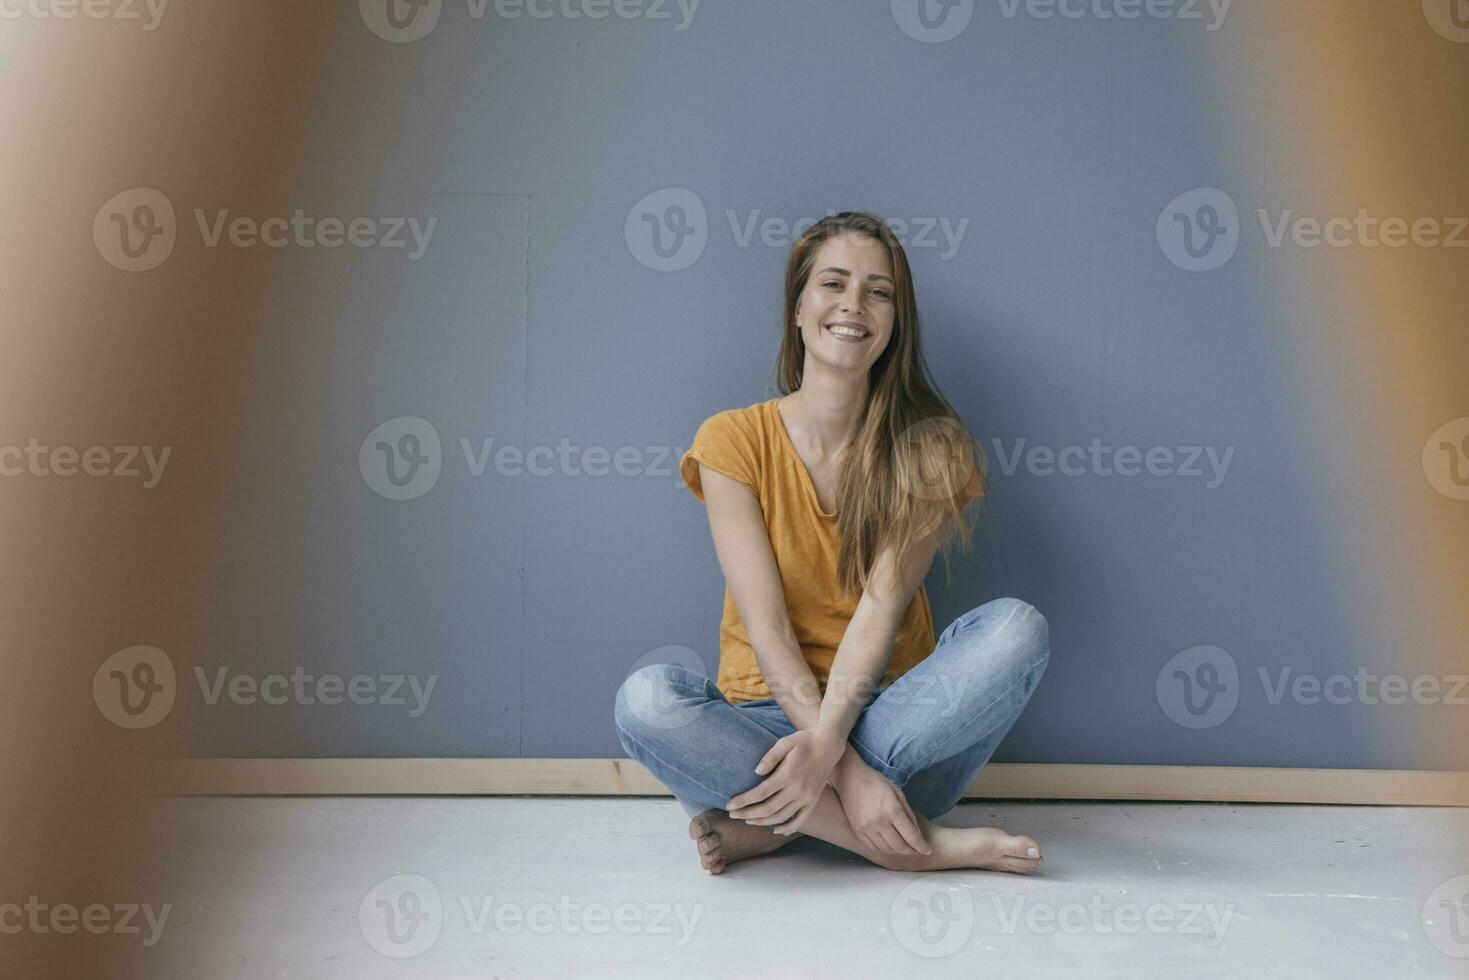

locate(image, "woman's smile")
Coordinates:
825 320 870 342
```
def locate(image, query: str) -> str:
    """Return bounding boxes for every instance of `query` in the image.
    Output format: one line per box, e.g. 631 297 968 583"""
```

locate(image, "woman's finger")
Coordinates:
893 799 931 854
750 798 800 826
727 778 780 815
773 804 808 836
733 788 789 821
875 823 908 855
753 735 792 776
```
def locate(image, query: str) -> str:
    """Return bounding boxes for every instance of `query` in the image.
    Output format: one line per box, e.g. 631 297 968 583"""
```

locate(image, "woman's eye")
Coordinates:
822 280 890 298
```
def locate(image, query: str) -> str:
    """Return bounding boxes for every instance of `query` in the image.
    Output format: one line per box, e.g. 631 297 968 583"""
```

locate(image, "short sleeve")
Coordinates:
679 411 760 503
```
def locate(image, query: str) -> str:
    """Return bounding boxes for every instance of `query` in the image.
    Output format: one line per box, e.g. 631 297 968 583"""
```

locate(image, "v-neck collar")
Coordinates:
769 398 838 520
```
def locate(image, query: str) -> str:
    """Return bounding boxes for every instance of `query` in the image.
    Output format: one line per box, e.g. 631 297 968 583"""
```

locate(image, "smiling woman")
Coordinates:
615 211 1051 877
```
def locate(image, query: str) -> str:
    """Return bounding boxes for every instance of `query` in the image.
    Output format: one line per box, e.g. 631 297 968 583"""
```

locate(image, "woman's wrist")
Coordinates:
813 727 850 771
828 743 867 787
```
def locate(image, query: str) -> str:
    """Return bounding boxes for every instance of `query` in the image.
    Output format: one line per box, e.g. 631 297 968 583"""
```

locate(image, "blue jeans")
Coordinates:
614 597 1050 821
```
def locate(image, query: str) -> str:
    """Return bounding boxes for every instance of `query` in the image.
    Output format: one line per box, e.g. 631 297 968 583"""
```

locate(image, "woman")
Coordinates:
615 211 1050 875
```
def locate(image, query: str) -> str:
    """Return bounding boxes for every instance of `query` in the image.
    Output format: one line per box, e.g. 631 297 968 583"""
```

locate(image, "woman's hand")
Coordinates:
726 729 845 836
830 758 932 857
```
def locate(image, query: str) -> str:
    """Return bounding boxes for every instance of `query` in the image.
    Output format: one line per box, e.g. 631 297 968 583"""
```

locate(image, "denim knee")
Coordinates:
1005 598 1050 662
614 662 705 746
955 597 1050 688
1000 598 1050 680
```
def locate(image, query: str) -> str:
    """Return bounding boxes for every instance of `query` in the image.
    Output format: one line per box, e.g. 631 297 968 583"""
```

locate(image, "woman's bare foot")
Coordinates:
689 809 800 875
878 812 1043 874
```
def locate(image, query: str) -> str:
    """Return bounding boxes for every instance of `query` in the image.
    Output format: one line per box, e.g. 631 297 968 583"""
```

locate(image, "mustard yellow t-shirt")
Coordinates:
679 397 941 704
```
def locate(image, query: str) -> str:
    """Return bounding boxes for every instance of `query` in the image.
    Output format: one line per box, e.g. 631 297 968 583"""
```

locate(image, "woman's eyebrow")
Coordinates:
815 266 895 284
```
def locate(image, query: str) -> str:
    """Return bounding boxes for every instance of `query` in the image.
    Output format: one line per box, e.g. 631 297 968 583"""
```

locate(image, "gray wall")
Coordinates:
158 1 1443 770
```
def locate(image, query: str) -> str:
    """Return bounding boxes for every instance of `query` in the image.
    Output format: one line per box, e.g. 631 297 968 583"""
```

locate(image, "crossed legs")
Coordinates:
614 597 1051 874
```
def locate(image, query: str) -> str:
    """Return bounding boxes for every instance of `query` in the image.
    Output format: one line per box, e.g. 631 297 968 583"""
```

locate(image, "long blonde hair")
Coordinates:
769 211 990 598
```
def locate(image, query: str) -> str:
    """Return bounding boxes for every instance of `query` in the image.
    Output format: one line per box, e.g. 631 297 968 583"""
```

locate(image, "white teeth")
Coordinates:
828 325 867 338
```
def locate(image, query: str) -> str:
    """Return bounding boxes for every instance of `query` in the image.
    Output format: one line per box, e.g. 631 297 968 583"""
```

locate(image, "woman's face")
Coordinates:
793 231 896 373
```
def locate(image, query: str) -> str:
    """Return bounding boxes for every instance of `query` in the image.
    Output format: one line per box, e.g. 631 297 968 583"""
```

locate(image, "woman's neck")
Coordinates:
785 381 867 457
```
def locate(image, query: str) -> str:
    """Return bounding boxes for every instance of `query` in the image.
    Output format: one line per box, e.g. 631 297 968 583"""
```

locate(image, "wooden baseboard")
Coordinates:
140 759 1469 806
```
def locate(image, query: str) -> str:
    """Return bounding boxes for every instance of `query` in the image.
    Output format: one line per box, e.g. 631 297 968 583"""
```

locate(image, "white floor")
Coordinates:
121 796 1469 978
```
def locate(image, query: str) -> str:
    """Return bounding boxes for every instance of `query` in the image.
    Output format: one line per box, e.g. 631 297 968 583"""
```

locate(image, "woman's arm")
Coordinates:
695 463 827 728
817 517 949 758
697 462 874 778
813 520 949 854
723 511 950 840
